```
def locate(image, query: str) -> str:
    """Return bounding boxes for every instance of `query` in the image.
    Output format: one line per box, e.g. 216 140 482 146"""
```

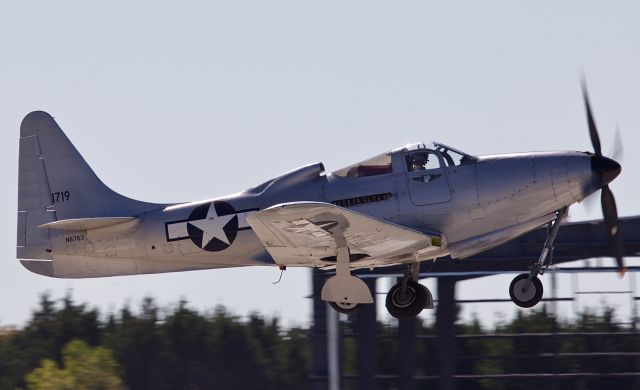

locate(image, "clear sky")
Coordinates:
1 1 639 328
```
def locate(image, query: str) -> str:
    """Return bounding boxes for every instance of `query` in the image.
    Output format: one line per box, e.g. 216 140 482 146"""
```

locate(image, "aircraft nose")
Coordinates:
591 155 621 185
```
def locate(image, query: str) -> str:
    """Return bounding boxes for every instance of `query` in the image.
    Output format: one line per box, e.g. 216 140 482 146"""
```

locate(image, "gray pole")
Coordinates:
355 278 377 390
630 273 637 330
436 277 457 390
398 277 416 390
550 272 557 316
327 307 340 390
311 270 329 390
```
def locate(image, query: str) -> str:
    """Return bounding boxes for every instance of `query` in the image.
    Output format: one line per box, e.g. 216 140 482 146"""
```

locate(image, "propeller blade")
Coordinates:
581 79 602 157
582 78 624 276
610 125 624 161
601 185 625 275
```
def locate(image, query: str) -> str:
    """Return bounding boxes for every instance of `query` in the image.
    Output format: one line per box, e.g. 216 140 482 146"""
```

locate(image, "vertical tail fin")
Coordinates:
17 111 162 260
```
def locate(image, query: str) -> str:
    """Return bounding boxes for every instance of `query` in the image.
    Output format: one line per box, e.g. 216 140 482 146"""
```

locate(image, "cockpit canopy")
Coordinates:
331 142 476 178
332 152 393 178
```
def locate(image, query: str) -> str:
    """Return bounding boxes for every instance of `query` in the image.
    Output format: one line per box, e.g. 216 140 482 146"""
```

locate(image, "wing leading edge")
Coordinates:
246 202 446 269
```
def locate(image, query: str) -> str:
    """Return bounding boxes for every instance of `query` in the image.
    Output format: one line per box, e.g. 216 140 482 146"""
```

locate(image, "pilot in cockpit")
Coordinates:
408 153 429 171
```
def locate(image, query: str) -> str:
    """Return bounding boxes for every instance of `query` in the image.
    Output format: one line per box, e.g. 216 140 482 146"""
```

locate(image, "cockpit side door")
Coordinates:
404 150 452 206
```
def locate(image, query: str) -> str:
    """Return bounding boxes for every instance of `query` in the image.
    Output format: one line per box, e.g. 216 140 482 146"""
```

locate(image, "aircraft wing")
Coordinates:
246 202 444 268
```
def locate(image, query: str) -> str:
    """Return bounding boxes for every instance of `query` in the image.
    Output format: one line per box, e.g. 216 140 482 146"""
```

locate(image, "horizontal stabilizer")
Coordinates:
38 217 138 231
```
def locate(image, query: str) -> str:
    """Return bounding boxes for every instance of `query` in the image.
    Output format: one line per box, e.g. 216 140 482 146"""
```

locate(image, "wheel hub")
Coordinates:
392 286 417 308
513 279 536 302
334 301 357 310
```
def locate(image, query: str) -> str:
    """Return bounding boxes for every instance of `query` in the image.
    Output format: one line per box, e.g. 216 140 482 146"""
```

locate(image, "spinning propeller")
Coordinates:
582 80 625 275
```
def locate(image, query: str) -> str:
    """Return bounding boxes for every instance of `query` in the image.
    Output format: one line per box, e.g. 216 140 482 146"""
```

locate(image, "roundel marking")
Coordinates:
186 201 238 252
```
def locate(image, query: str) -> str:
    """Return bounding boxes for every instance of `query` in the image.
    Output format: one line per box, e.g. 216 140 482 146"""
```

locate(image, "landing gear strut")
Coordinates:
322 226 373 314
386 263 434 319
509 207 567 308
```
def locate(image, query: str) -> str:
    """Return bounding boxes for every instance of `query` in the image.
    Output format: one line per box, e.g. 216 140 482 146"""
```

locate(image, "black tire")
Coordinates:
419 283 434 309
386 280 427 319
328 301 362 315
509 273 543 308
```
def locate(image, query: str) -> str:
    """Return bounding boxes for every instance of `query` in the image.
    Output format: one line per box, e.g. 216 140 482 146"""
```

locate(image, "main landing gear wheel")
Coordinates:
510 208 564 308
386 280 427 319
328 301 363 315
509 273 543 308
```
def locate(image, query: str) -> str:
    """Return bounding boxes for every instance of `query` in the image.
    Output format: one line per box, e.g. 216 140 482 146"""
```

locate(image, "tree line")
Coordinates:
0 294 638 389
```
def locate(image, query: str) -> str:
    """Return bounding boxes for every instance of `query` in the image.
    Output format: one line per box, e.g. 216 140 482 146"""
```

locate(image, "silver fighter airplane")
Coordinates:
16 85 623 319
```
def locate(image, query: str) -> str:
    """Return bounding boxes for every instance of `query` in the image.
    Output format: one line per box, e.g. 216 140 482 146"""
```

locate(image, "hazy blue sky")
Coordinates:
1 1 639 327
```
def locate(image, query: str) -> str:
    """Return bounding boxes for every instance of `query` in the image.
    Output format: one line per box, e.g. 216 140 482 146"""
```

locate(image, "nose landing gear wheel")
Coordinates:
509 273 543 308
328 301 363 315
386 280 427 319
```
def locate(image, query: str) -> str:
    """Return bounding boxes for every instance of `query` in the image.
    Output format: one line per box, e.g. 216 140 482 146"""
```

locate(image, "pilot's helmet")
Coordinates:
412 154 428 165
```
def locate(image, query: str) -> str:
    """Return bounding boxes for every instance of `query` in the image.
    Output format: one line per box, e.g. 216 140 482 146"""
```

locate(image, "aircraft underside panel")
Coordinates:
448 212 556 259
20 256 239 278
246 201 447 267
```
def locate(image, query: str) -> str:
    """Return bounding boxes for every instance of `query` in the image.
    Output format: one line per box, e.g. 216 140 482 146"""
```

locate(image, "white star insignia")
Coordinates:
188 204 236 248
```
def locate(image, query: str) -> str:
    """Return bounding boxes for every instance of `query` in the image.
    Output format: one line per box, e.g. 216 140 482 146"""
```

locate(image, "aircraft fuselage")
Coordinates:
38 148 594 278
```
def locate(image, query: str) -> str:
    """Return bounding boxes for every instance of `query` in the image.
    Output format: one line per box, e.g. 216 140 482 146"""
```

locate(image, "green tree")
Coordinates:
25 339 124 390
1 294 102 389
102 299 171 389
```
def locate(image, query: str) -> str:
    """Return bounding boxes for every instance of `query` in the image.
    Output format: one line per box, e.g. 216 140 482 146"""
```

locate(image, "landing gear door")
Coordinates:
404 151 452 206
